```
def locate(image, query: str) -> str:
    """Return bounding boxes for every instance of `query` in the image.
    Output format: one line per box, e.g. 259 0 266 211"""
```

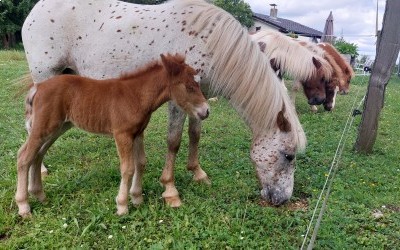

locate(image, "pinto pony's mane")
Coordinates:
177 0 306 151
318 43 355 91
251 30 332 81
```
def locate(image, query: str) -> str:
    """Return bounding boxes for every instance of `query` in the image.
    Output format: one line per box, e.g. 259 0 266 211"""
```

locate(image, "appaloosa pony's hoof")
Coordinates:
164 196 182 208
131 194 144 207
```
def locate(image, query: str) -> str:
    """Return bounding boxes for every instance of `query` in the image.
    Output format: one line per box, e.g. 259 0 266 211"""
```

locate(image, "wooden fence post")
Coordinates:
354 0 400 153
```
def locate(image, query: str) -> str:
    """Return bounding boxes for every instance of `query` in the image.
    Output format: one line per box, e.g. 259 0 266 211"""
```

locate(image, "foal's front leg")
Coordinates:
114 133 135 215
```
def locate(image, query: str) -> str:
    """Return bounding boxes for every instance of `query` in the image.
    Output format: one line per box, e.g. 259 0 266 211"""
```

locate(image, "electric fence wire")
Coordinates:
300 76 368 250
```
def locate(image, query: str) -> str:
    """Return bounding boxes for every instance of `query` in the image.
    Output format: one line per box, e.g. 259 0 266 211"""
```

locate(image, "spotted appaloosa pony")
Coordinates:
22 0 306 206
251 30 333 106
16 54 209 217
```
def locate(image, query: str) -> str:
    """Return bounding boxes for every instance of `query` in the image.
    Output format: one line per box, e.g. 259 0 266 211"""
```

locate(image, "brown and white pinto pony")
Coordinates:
15 54 210 217
296 41 354 112
318 43 355 95
251 30 333 106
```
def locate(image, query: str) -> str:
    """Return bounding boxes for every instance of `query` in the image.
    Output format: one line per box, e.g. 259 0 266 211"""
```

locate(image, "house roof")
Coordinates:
253 12 323 38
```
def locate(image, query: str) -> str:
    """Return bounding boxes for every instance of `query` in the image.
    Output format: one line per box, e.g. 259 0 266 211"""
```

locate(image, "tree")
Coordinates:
213 0 254 28
354 0 400 153
334 38 359 57
0 0 38 49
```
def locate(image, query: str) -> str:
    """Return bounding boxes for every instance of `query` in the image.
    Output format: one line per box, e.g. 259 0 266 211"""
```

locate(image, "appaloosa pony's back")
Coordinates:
16 54 209 217
22 0 306 206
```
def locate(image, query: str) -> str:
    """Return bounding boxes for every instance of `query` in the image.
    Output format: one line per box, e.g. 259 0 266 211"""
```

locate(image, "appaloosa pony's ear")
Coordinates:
276 107 292 132
160 53 184 76
257 41 266 53
312 57 322 70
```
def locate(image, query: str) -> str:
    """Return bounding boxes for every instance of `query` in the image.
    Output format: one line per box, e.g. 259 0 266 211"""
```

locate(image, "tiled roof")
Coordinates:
253 12 323 38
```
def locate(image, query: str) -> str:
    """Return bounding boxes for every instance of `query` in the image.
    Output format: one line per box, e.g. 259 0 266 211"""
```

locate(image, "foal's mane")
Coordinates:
252 30 332 81
177 0 306 151
119 60 163 81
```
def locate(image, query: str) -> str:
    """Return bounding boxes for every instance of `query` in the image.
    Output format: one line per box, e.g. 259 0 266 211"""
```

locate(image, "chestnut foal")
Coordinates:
15 54 209 217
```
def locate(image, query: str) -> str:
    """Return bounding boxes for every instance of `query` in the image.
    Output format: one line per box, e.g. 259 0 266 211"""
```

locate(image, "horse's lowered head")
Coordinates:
301 57 330 105
161 54 209 120
250 105 306 206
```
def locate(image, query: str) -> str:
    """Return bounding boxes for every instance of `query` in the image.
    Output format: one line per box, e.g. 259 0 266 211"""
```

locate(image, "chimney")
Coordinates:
270 4 278 18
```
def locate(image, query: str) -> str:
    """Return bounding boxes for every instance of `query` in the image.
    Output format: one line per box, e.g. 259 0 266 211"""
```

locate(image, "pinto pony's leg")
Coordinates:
130 133 146 206
114 133 135 215
160 103 186 207
187 117 210 184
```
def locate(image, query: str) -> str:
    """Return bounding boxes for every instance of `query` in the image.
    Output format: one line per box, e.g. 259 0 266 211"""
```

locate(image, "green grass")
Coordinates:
1 50 399 248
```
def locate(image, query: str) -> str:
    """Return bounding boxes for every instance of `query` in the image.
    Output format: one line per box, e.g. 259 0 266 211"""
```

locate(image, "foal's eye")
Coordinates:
284 154 295 162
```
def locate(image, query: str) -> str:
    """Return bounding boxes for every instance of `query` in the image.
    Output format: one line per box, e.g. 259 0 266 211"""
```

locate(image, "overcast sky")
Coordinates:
245 0 387 60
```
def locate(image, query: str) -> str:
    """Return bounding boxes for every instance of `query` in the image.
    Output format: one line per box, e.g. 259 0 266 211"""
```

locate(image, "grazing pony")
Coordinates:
15 54 210 217
317 43 355 95
297 40 348 112
251 30 333 106
22 0 306 207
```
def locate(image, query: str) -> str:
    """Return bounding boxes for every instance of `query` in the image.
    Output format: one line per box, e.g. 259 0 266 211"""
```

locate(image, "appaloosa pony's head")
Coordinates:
161 53 209 120
250 103 306 206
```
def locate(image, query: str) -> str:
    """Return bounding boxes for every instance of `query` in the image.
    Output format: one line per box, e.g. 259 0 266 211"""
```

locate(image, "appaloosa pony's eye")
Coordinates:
284 154 295 162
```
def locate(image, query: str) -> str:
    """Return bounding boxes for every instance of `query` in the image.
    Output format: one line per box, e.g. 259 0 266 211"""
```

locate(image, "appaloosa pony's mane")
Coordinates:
177 0 306 151
251 30 332 81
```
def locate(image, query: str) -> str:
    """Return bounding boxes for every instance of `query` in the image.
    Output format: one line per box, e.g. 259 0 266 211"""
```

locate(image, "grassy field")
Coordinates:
1 50 399 249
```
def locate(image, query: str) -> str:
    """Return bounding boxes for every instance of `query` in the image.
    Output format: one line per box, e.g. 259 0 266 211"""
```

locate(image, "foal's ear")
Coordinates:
160 53 184 76
312 57 322 69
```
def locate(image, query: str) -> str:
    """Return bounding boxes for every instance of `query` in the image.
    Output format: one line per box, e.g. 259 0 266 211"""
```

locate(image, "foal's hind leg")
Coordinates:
160 103 186 207
28 124 71 202
16 134 48 217
187 117 210 184
114 133 135 215
130 133 146 206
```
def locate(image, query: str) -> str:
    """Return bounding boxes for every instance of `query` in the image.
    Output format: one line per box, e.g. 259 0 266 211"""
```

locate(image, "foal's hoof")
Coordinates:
194 175 211 185
164 196 182 208
116 206 129 216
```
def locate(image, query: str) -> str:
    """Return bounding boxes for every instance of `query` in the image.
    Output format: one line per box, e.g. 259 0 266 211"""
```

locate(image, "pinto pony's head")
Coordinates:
161 53 209 120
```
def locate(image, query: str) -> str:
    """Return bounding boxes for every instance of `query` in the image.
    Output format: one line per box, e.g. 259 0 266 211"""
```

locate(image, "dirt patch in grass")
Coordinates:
258 198 309 211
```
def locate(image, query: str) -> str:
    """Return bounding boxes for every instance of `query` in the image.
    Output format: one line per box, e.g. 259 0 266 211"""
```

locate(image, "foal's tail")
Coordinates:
24 83 37 133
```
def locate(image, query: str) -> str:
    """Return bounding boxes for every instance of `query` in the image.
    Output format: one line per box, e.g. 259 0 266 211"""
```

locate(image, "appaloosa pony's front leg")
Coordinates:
187 117 210 184
129 133 146 206
114 133 135 215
